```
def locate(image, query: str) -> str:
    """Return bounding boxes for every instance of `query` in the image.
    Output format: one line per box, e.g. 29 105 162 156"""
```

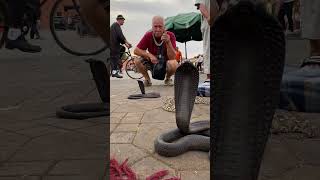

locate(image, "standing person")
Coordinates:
5 0 41 52
300 0 320 59
110 15 132 78
197 55 204 72
29 0 41 39
195 0 219 81
134 16 178 86
175 46 182 64
278 0 295 33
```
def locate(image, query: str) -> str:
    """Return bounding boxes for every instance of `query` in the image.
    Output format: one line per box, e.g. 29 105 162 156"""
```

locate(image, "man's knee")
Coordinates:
166 60 178 73
135 58 148 71
134 58 143 66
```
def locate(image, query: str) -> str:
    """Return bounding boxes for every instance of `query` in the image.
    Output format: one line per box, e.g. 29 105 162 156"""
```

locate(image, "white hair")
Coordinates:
152 15 165 25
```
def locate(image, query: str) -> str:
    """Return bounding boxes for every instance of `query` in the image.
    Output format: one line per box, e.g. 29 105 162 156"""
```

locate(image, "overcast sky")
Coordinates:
110 0 203 59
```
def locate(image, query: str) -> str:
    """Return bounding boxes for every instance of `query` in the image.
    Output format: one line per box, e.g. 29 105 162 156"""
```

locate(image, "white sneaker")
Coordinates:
164 78 173 86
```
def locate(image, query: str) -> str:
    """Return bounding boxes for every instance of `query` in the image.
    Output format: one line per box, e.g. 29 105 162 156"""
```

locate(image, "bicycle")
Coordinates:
0 0 107 56
119 46 143 80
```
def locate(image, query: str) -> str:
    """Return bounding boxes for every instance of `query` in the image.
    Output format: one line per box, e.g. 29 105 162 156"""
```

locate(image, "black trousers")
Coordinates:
8 0 26 28
110 53 121 72
30 20 40 38
278 1 294 32
110 46 125 73
8 0 40 28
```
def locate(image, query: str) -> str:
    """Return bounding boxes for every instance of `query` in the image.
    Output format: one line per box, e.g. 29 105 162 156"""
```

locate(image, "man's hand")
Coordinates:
161 31 170 44
125 42 132 48
148 53 158 64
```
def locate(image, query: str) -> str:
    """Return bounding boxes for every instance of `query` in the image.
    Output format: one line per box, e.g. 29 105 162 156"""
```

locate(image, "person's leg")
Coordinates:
30 20 36 39
134 58 152 86
35 23 40 39
310 40 320 56
203 25 210 80
6 0 41 52
285 2 294 32
165 60 178 79
79 0 109 45
300 0 320 57
110 54 122 78
277 5 286 30
7 0 25 29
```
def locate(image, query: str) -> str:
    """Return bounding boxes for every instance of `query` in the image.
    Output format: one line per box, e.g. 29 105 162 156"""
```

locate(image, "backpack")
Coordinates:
152 45 167 80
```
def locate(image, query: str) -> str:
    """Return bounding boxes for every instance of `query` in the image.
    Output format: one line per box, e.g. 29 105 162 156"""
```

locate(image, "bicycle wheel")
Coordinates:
125 59 143 79
0 0 8 48
50 0 107 56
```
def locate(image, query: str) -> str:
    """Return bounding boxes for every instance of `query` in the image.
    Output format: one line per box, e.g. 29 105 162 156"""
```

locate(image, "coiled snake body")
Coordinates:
154 62 210 157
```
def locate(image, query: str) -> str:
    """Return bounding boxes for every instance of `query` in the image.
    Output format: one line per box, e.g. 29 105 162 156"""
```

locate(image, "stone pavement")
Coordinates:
0 31 108 180
110 74 210 180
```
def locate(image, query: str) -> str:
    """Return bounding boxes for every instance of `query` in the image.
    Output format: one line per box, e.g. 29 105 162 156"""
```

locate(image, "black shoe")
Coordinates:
111 73 123 78
5 35 41 53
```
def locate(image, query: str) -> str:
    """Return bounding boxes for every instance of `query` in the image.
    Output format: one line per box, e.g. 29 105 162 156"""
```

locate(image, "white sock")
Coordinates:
7 28 21 40
112 70 118 74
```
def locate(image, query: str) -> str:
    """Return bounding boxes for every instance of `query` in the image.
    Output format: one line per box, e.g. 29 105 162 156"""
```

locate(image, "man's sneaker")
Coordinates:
5 36 41 53
111 73 123 78
164 78 173 86
144 79 152 87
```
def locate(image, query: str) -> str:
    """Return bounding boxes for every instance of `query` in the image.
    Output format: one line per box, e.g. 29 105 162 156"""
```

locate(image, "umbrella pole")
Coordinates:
185 42 187 59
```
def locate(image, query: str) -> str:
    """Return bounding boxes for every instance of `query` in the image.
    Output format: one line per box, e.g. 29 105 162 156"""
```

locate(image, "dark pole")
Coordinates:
185 42 187 59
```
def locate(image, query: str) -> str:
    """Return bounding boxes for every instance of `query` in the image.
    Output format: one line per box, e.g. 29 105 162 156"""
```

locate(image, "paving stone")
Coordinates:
0 120 44 132
259 138 298 178
110 117 121 124
285 139 320 166
133 123 176 153
10 131 106 161
114 123 140 132
120 115 142 124
112 101 151 113
76 124 107 137
110 103 119 113
0 130 30 162
110 99 130 106
110 144 149 166
0 176 40 180
33 117 66 125
179 170 210 180
0 161 51 176
141 109 175 123
119 113 144 124
271 166 320 180
43 175 102 180
131 157 177 180
126 112 144 117
110 124 117 133
49 120 97 130
110 132 135 144
84 116 108 124
136 100 162 109
110 112 126 120
154 151 210 171
17 125 67 138
145 86 174 97
191 105 210 120
48 160 105 175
